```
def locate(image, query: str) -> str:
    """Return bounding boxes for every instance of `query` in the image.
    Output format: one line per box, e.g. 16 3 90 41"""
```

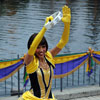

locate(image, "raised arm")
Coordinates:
50 5 71 57
24 16 53 65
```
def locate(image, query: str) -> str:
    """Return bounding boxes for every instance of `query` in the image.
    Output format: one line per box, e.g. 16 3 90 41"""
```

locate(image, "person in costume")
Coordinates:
18 5 71 100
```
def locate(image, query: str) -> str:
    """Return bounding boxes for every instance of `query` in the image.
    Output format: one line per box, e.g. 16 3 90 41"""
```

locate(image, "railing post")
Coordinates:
5 80 6 95
60 63 63 92
78 68 80 86
94 62 96 83
99 68 100 86
72 62 74 86
60 78 62 92
66 64 68 87
18 55 20 97
54 68 56 89
83 64 85 84
11 76 13 91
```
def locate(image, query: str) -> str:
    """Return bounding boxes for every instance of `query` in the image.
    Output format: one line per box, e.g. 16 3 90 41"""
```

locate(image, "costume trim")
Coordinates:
37 68 45 98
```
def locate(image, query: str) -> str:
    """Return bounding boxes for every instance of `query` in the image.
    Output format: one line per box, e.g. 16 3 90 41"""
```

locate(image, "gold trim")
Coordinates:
45 66 53 99
37 68 45 98
22 90 55 100
53 58 88 78
54 53 87 64
93 57 100 65
86 57 89 72
42 68 50 87
93 51 100 55
0 59 22 69
0 64 24 82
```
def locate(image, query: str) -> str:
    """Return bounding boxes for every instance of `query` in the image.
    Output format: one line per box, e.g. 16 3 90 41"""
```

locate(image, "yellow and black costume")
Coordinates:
18 5 71 100
18 52 56 100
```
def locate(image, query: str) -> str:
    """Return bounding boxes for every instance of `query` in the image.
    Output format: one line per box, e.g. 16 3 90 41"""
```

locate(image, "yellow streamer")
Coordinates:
54 53 87 64
0 59 21 69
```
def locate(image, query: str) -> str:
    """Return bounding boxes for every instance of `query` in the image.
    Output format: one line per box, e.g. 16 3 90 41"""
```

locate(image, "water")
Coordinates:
0 0 100 60
0 0 100 96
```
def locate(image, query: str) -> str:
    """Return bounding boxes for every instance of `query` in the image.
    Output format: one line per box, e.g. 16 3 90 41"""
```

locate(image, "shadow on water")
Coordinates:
0 0 30 16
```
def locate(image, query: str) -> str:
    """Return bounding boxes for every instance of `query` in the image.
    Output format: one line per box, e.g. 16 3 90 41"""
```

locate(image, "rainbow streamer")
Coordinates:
54 54 88 78
0 59 24 82
1 49 100 87
86 55 94 77
23 67 29 87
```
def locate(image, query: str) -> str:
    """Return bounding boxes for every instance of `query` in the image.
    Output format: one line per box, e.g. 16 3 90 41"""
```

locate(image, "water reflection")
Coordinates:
84 0 100 50
0 0 100 59
68 0 100 53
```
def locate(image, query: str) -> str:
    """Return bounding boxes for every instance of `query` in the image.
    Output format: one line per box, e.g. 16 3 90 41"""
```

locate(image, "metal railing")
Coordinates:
0 56 100 97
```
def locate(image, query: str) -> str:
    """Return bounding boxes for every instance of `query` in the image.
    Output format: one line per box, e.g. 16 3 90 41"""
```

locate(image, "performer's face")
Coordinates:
35 45 47 59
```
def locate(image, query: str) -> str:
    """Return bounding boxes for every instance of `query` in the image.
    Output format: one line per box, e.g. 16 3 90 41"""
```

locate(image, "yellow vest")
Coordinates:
26 51 55 74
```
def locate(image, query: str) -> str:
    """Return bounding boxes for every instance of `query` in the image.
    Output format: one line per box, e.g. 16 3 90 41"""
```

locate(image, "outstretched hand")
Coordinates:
61 5 71 24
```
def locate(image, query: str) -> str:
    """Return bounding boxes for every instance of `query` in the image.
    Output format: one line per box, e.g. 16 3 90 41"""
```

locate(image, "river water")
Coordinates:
0 0 100 96
0 0 100 60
